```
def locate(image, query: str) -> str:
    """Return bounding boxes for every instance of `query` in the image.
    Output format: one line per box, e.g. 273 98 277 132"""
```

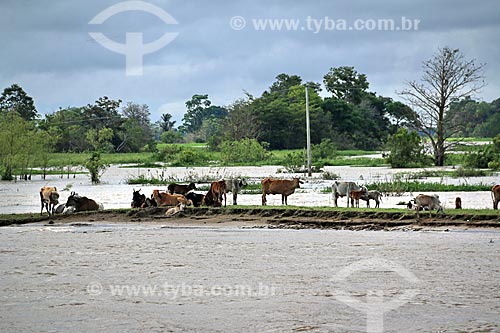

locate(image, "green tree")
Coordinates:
86 127 114 152
0 84 38 121
83 96 123 150
181 94 212 133
158 113 176 131
399 47 486 166
84 152 109 184
252 74 329 150
41 107 89 152
223 96 261 141
323 66 369 104
120 102 153 152
385 128 427 168
0 111 49 179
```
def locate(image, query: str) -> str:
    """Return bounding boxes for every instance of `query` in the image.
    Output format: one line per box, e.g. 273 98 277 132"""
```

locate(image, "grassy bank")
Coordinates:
2 206 499 229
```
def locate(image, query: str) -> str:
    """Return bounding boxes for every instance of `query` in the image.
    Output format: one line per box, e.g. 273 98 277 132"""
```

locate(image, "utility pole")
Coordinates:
305 85 312 177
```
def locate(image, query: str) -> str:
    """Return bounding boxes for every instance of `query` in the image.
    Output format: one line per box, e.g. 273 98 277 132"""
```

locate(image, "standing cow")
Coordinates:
40 186 59 216
225 178 248 205
167 182 197 195
261 177 303 206
203 181 227 207
332 181 366 208
361 190 383 208
492 184 500 210
414 194 444 218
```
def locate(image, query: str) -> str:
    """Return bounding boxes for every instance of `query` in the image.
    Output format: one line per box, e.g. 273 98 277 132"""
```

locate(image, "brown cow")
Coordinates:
152 190 187 207
203 181 227 207
261 177 303 206
350 189 366 208
40 186 59 216
492 184 500 210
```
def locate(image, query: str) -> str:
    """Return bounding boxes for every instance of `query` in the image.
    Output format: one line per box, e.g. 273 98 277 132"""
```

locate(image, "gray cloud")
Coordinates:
1 0 499 123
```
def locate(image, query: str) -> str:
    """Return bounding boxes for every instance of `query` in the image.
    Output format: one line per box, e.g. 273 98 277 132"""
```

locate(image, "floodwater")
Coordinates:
0 165 498 214
1 223 499 332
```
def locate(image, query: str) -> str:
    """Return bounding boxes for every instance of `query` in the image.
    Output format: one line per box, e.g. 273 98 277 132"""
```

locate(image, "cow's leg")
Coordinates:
375 199 380 208
233 192 237 205
262 193 267 206
347 185 351 208
494 198 499 210
334 193 338 207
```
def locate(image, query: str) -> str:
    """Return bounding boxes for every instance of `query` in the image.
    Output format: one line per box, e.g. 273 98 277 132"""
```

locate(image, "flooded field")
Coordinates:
1 223 499 332
0 165 498 214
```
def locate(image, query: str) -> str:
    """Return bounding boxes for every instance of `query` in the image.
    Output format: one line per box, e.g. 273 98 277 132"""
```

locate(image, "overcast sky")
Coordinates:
1 0 499 124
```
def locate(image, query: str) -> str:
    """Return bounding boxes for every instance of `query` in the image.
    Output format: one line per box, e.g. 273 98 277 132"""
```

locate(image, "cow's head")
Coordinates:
131 188 146 208
239 178 248 188
65 192 80 207
293 177 304 188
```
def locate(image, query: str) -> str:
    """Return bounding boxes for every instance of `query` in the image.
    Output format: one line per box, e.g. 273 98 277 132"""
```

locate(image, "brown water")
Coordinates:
1 223 499 332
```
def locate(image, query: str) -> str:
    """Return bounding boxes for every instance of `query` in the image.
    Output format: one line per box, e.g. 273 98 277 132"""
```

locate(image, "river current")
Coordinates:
1 223 499 332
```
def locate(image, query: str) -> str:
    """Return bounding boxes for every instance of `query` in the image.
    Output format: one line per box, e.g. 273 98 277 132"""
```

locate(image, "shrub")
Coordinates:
171 150 209 166
385 128 428 168
160 130 183 144
312 139 338 160
155 144 183 162
220 139 269 164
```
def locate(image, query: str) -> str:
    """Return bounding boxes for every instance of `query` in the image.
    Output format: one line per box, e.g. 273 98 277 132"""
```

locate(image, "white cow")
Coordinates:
332 181 366 208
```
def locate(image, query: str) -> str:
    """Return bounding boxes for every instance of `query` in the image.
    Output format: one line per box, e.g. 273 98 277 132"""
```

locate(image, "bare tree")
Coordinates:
398 47 486 166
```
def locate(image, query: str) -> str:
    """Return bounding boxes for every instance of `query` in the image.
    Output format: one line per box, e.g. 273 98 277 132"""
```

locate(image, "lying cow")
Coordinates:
152 190 187 207
131 189 146 208
414 194 444 218
361 190 382 208
225 178 248 205
332 181 365 208
492 184 500 210
165 203 186 217
40 186 59 216
167 182 197 195
186 192 205 207
131 189 157 209
65 192 102 212
261 177 303 206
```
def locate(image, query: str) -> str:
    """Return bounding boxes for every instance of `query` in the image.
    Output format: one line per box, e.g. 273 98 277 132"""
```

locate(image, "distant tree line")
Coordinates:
1 47 498 178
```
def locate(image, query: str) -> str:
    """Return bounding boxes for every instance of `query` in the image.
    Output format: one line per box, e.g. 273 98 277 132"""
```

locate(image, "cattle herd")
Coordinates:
39 180 500 217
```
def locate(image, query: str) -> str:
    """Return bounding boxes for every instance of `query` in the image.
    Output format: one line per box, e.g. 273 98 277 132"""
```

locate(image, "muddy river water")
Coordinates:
1 222 499 332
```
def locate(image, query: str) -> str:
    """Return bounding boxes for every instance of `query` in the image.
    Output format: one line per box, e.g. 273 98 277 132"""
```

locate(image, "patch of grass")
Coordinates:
363 181 492 194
